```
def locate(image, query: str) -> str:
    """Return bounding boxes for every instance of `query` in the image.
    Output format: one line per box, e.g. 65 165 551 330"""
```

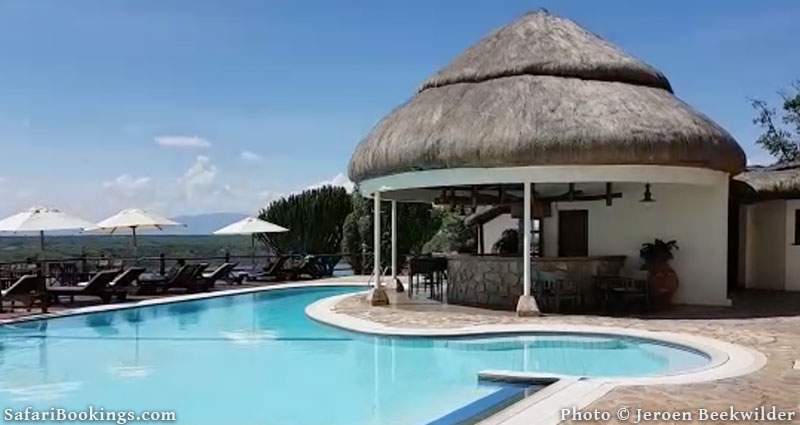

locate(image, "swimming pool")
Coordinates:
0 286 709 424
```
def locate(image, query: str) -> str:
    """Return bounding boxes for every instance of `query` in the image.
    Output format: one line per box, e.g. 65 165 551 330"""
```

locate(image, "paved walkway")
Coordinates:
333 284 800 424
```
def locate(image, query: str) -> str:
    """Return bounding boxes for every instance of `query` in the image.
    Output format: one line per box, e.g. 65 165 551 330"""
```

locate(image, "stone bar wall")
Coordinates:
445 254 626 311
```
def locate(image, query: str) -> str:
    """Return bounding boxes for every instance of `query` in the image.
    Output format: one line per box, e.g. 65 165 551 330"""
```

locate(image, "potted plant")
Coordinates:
640 239 679 307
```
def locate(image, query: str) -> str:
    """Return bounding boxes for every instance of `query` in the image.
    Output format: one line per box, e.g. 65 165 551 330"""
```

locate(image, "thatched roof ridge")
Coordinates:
735 161 800 200
348 12 746 183
421 11 672 93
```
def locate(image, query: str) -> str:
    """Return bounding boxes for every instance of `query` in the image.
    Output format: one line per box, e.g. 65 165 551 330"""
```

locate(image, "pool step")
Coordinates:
425 383 545 425
475 372 613 425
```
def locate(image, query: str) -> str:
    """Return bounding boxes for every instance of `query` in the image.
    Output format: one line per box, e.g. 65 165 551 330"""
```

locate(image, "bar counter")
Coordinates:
444 254 626 310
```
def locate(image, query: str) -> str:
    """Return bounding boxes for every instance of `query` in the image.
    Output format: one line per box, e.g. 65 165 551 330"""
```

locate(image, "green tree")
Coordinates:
492 229 519 254
341 192 372 273
260 185 352 254
422 211 475 254
341 190 442 274
751 80 800 163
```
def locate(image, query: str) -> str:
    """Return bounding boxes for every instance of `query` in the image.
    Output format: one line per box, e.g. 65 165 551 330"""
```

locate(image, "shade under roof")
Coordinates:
348 11 746 183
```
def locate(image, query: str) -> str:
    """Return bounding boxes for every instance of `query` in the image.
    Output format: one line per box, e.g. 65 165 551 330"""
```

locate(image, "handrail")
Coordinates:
0 252 354 267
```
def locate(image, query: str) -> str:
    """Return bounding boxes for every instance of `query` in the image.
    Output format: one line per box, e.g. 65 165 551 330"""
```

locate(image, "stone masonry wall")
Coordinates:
447 256 523 310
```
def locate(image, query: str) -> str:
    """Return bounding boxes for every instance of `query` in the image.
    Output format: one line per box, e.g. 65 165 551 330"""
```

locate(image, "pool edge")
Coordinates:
0 281 370 327
306 292 767 425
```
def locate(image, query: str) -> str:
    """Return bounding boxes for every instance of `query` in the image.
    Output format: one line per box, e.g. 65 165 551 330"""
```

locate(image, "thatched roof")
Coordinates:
349 11 745 183
735 161 800 200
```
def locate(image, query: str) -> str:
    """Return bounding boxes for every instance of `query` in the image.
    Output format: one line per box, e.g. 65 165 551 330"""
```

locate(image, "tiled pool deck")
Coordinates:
329 278 800 424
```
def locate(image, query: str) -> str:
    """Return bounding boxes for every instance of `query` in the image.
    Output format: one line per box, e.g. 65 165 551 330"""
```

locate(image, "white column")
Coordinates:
516 181 540 316
391 200 397 282
374 192 381 288
367 192 389 305
390 200 405 293
523 182 532 297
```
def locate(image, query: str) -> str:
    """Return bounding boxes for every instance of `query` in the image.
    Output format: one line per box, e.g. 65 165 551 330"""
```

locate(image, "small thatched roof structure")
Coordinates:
735 161 800 200
349 11 745 183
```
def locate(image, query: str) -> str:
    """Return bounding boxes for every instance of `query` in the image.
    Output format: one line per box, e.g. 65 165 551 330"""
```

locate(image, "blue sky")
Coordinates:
0 0 797 219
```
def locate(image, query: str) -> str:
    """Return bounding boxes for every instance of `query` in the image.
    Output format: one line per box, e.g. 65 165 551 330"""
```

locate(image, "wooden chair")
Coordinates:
596 275 649 314
48 270 120 304
409 256 447 300
1 275 47 313
534 271 579 313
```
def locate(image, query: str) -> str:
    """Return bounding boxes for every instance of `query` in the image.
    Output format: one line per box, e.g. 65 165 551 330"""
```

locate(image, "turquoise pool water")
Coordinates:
0 286 708 424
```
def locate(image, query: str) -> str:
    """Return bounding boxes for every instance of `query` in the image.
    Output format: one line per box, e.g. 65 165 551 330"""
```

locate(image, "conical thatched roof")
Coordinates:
349 11 745 183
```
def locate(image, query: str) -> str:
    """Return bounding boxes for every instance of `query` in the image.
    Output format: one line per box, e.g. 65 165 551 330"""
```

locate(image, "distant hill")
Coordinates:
167 212 249 235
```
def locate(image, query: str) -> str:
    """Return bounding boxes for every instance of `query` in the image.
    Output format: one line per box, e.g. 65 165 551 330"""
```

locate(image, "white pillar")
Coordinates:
391 200 405 293
391 200 397 281
516 181 540 316
523 182 532 297
367 191 389 305
374 192 381 287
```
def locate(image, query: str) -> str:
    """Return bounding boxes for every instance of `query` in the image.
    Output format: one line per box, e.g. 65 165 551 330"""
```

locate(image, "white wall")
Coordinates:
481 181 731 305
481 213 518 253
742 200 787 290
785 200 800 291
537 182 731 305
737 205 748 287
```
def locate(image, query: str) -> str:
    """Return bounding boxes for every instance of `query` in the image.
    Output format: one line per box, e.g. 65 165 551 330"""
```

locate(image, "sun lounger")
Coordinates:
107 267 145 301
202 263 237 288
249 255 290 281
172 263 211 293
48 270 120 304
282 255 320 280
138 264 210 294
137 264 192 295
0 275 47 313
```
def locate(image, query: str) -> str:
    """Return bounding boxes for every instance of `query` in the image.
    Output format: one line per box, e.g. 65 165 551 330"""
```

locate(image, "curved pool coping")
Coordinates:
306 291 768 425
306 292 765 386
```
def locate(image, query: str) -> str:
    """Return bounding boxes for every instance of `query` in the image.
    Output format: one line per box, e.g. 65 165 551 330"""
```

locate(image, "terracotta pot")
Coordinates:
648 263 679 307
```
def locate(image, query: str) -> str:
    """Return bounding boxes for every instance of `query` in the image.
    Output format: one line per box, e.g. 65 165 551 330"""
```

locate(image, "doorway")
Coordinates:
558 210 588 257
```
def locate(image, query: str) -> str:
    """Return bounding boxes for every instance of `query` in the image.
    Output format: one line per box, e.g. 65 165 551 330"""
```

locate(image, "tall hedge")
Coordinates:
341 191 442 274
260 185 352 254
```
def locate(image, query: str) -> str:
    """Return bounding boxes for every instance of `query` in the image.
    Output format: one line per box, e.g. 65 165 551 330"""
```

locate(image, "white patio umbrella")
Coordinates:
213 216 288 264
94 208 184 247
0 206 95 250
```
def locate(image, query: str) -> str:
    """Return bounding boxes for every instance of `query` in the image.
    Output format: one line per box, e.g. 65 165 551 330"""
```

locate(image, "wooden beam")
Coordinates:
538 192 623 203
471 186 478 209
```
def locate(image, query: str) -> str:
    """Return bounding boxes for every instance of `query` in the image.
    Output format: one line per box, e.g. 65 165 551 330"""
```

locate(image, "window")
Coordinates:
532 218 544 257
795 209 800 245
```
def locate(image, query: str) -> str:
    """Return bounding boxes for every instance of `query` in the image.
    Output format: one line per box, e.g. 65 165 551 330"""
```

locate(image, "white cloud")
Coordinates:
99 174 159 215
154 135 211 149
305 172 354 192
240 150 262 162
102 174 152 196
179 156 218 200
